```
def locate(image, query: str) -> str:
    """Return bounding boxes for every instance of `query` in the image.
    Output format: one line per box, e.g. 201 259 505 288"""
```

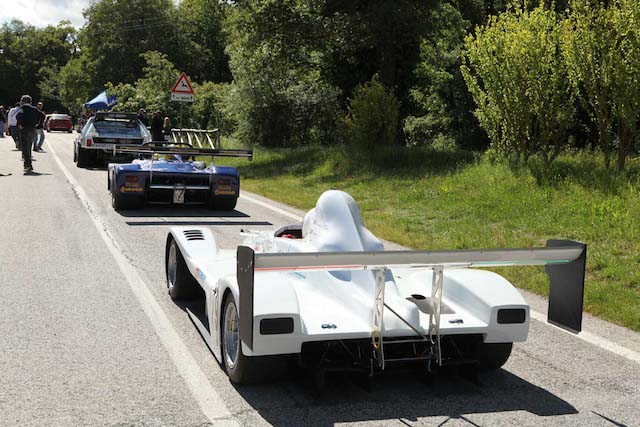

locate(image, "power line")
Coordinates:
86 20 174 36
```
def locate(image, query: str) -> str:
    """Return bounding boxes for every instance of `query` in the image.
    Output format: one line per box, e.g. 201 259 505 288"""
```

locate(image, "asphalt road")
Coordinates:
0 132 639 427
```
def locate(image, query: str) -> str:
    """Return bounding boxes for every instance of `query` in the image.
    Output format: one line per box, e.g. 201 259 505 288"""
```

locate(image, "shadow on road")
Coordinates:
231 369 578 426
592 411 628 427
172 297 578 425
126 220 272 226
116 207 251 218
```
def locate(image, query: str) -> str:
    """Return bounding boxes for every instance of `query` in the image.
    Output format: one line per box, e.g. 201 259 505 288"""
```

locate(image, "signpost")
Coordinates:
171 72 195 127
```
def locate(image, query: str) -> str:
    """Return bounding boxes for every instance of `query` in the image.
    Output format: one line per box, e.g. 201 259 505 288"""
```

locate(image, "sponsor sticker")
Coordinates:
120 186 144 193
196 267 206 281
214 189 236 196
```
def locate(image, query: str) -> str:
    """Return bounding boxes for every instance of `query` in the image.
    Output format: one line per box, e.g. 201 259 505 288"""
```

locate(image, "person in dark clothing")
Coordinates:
0 106 7 138
150 111 164 143
138 108 147 127
16 95 41 174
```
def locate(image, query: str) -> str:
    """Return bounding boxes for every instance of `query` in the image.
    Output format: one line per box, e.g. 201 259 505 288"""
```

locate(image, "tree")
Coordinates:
344 76 400 148
406 2 488 149
81 0 182 87
562 1 617 168
318 0 436 110
462 5 575 163
108 51 182 120
609 0 640 170
0 20 77 110
178 0 231 83
191 81 235 133
224 0 340 146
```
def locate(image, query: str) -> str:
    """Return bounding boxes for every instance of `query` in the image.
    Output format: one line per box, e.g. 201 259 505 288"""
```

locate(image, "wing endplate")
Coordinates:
546 240 587 333
237 246 255 350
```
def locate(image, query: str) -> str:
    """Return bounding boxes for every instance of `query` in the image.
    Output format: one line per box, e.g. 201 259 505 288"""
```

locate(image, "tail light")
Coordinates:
218 179 230 185
86 139 92 146
125 176 139 182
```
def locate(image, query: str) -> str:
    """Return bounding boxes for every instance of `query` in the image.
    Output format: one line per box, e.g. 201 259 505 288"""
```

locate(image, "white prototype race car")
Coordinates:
165 190 586 384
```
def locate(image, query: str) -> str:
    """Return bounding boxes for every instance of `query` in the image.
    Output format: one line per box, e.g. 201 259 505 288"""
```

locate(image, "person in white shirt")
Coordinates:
7 102 21 149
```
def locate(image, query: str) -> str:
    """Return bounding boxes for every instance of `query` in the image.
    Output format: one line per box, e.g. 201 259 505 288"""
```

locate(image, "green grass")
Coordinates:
214 143 640 332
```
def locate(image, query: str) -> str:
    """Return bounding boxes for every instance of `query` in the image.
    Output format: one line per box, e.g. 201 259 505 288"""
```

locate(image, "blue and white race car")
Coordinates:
107 143 252 211
74 112 151 167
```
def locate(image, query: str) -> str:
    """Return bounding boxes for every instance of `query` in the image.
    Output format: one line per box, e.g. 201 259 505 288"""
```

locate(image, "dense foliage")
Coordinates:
465 0 640 169
463 5 575 164
0 0 638 168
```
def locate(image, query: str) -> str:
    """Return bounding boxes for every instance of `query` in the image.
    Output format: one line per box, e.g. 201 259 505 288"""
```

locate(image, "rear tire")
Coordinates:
76 146 92 168
111 189 140 211
166 238 200 300
474 342 512 370
209 197 237 211
221 293 287 384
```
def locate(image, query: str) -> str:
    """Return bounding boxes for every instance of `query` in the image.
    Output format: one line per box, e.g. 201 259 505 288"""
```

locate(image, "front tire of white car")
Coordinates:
221 293 288 384
166 238 200 300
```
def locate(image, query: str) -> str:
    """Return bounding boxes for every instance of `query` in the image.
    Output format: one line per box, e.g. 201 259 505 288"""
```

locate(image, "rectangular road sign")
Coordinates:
171 92 194 102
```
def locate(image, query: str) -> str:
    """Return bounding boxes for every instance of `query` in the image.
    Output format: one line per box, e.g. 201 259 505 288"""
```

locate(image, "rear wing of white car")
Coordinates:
237 240 587 351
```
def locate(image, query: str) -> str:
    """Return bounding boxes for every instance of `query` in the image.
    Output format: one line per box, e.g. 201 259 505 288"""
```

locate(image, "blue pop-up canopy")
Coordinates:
83 91 118 110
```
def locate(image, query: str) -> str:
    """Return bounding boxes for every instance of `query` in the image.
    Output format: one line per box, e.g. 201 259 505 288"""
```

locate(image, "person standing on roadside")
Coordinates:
150 111 164 142
0 106 7 138
163 116 172 141
33 102 46 152
138 108 147 127
16 95 41 174
8 102 21 149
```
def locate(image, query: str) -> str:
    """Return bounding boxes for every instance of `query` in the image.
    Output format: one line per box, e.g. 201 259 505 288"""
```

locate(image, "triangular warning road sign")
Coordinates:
171 72 195 94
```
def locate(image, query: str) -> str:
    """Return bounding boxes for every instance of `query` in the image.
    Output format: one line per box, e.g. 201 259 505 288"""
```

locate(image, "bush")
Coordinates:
563 0 640 170
343 77 400 148
462 5 575 164
191 81 236 134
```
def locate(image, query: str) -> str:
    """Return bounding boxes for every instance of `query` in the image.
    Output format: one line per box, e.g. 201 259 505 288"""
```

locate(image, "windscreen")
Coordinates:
92 119 143 138
51 114 69 120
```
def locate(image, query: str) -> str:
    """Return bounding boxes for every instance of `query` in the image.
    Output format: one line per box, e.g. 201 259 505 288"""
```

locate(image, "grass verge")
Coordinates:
215 144 640 332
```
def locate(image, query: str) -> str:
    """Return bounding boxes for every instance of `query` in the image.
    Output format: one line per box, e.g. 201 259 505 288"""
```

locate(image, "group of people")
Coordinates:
138 108 172 142
0 95 46 175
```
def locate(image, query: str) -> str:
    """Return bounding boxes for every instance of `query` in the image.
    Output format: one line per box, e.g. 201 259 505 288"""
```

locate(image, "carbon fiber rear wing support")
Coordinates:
237 241 587 353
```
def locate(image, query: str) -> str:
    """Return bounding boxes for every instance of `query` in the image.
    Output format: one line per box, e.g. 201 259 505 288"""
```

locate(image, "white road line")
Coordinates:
47 141 237 425
240 193 303 222
241 190 640 366
529 310 640 364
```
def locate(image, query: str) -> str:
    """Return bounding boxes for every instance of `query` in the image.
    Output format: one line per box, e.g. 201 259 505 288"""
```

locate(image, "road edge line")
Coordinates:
240 193 303 221
528 310 640 364
47 141 237 424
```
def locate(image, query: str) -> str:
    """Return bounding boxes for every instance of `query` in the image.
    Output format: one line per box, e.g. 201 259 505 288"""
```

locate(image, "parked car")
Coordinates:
46 114 73 133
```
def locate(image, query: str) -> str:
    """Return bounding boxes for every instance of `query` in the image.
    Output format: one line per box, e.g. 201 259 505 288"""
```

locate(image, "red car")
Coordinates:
46 114 73 133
